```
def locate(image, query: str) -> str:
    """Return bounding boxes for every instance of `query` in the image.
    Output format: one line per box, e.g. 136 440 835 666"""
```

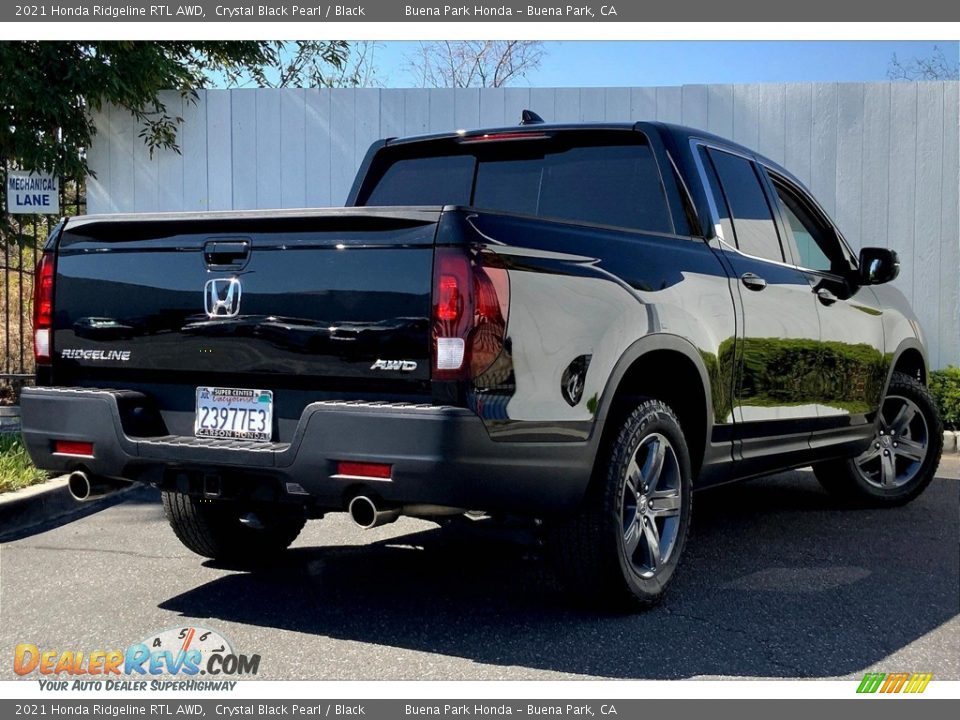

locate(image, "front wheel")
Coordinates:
813 371 943 507
551 399 693 610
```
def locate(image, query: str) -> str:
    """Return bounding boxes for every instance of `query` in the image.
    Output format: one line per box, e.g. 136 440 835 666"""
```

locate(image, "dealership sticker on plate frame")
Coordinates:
195 387 273 442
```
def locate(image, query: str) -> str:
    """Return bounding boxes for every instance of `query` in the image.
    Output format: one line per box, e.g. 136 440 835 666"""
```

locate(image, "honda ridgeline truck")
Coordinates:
21 118 944 609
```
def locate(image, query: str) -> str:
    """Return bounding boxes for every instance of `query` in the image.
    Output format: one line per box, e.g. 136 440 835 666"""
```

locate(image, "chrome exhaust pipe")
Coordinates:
67 471 130 503
347 495 401 529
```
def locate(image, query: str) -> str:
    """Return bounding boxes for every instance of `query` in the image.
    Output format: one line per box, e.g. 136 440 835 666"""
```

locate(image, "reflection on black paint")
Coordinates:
560 355 592 407
729 337 887 415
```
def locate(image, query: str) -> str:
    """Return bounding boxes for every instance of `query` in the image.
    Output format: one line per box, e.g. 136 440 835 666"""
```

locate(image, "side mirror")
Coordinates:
858 247 900 285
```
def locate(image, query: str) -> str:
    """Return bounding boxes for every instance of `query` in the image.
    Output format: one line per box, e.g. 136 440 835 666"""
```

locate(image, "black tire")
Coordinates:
162 490 306 562
813 371 943 507
551 399 693 611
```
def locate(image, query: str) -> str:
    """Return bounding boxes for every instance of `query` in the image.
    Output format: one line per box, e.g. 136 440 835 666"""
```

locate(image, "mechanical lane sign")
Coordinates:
6 170 59 214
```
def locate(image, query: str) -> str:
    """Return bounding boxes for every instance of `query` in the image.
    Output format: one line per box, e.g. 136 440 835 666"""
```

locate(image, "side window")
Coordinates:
698 148 735 245
666 153 699 237
769 176 842 274
706 149 785 263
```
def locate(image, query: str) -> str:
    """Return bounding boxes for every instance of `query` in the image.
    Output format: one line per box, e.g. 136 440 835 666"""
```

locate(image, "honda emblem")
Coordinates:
204 278 242 318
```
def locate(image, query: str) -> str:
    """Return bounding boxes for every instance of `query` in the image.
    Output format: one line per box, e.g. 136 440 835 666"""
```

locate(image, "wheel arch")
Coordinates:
592 334 714 478
889 339 929 388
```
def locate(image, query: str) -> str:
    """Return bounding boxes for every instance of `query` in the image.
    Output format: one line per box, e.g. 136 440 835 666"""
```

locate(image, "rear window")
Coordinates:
363 155 474 207
360 133 673 235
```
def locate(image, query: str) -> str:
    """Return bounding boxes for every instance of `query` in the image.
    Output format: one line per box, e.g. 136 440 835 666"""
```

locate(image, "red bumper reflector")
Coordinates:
337 461 392 479
54 441 94 457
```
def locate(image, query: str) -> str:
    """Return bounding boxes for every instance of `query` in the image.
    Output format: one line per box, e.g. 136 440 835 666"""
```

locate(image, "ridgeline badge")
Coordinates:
61 349 131 362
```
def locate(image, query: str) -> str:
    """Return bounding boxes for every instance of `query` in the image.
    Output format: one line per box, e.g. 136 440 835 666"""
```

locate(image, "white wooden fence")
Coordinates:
86 82 960 368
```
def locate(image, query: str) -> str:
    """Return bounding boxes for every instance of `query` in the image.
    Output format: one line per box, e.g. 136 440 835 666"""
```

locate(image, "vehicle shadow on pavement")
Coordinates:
159 471 959 679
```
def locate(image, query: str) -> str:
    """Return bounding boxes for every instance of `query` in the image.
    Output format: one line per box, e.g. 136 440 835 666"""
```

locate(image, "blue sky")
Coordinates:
363 41 959 87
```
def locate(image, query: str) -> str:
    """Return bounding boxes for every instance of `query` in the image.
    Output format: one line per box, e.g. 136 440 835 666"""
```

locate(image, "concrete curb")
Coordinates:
0 475 139 542
0 406 20 434
944 431 960 455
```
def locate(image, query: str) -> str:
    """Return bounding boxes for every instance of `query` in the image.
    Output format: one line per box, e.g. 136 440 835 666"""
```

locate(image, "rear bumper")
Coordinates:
20 386 593 514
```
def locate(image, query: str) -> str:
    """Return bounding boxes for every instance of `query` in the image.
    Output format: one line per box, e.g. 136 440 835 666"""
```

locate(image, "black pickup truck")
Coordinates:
21 117 943 609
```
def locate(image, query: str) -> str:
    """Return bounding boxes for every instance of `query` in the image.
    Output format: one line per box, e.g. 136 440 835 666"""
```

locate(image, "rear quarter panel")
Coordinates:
446 211 737 442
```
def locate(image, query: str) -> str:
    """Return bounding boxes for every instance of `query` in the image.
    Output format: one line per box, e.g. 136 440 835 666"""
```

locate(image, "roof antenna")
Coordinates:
520 109 544 126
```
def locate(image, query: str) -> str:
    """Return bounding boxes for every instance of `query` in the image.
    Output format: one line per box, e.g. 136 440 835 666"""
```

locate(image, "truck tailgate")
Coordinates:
51 208 441 394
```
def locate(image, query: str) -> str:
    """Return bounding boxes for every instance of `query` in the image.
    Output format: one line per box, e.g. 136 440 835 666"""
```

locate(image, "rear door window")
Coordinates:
706 148 785 263
698 148 736 246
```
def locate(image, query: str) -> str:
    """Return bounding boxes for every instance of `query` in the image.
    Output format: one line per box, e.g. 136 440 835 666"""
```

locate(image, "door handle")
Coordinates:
740 272 767 291
203 239 251 270
816 287 838 305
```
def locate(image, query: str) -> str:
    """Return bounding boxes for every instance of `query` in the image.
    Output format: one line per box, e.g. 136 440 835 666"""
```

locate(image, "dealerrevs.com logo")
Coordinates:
14 626 259 691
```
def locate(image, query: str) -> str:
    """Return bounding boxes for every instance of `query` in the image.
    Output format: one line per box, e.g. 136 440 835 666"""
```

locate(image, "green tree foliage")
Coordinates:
222 40 368 89
0 41 350 180
930 367 960 430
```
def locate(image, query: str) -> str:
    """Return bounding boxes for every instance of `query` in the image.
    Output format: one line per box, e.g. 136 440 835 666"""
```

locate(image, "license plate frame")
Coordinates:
194 387 273 442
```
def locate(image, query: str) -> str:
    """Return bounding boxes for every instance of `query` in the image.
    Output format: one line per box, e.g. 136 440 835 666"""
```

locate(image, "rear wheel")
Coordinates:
552 399 693 610
162 490 306 562
813 371 943 507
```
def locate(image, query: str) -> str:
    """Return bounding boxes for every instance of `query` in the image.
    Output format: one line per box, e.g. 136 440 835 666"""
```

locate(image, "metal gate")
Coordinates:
0 163 84 404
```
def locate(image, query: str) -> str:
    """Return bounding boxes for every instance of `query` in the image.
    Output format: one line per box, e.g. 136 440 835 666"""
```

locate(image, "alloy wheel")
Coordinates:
620 432 682 578
855 395 929 489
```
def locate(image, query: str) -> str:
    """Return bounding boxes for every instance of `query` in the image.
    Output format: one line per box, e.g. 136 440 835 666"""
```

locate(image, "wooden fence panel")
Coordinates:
84 82 960 367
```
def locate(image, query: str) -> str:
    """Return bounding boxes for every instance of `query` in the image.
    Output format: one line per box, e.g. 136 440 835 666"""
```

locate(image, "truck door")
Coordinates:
697 146 823 463
763 169 886 456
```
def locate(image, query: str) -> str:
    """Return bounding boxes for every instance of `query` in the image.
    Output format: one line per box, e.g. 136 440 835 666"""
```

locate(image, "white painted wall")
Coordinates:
86 82 960 368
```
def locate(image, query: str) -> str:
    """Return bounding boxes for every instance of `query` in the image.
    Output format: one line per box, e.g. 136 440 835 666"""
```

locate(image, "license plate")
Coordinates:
195 387 273 442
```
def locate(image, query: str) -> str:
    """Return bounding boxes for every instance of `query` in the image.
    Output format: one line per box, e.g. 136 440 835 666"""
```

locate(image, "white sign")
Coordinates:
6 171 59 214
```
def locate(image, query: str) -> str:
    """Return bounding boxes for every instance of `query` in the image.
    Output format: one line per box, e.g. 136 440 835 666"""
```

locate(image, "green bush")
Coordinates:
930 366 960 431
0 434 49 493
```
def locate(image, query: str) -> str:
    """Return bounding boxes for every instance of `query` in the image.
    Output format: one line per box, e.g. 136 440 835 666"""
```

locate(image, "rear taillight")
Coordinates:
431 248 509 381
33 252 55 365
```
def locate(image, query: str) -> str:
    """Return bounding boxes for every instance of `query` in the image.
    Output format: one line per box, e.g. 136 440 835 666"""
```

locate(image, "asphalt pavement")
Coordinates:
1 458 957 681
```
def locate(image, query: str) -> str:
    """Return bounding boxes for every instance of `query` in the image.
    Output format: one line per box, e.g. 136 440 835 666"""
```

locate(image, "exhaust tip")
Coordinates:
67 471 92 502
66 472 130 503
348 495 379 529
347 495 400 529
